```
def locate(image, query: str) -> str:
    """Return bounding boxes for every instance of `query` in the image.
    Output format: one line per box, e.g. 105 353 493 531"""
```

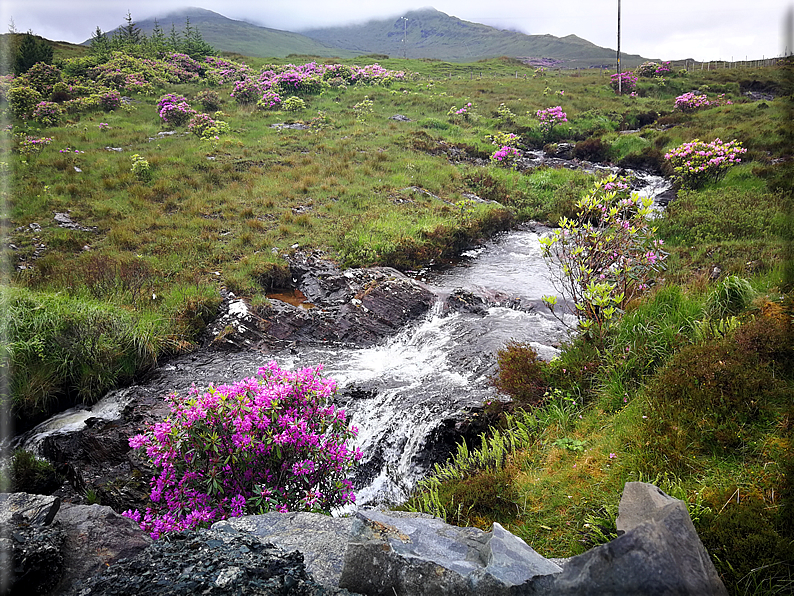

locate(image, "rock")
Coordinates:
0 491 61 526
258 255 436 347
546 482 728 595
69 527 356 595
337 509 561 595
54 503 153 594
0 492 65 594
1 519 66 594
544 143 575 160
389 115 411 122
213 512 355 587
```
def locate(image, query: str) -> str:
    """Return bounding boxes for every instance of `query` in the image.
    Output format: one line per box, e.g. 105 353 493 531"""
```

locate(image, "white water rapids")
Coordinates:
14 173 671 507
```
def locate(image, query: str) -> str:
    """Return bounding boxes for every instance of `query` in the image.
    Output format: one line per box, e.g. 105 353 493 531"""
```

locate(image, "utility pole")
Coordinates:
617 0 622 94
401 17 408 59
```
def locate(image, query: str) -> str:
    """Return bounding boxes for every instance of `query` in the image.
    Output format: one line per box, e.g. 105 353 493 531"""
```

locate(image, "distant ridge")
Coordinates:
95 6 653 66
90 7 358 59
301 8 653 66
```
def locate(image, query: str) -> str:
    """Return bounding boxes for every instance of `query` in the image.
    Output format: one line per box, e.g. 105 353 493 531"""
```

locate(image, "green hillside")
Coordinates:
101 7 359 59
302 8 651 66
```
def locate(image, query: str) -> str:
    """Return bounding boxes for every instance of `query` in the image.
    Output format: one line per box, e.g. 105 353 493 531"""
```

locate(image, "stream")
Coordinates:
13 169 671 508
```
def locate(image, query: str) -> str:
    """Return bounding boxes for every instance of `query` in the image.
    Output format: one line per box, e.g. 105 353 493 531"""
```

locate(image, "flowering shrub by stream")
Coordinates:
664 138 746 189
124 362 360 539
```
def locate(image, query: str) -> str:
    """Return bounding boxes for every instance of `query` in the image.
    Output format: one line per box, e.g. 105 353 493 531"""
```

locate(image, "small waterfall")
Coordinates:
12 168 672 506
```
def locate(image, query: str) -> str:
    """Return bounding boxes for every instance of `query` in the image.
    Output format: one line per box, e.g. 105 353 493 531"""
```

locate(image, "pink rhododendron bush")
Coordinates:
124 362 361 539
664 138 746 189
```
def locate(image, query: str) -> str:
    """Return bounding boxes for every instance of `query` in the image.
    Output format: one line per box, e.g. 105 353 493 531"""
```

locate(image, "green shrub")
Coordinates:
8 84 43 118
698 497 794 595
704 275 754 319
491 340 548 408
1 450 63 494
657 187 785 246
283 95 306 112
640 329 787 473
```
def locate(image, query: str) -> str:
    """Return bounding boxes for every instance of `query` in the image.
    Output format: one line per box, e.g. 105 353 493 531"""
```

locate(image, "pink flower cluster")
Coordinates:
636 61 672 78
123 362 361 540
674 92 733 112
610 71 638 93
536 105 567 137
664 138 746 189
157 93 196 126
231 62 405 106
490 145 521 167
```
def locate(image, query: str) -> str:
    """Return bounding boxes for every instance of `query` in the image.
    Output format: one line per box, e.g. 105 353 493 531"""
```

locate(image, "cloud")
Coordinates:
0 0 788 60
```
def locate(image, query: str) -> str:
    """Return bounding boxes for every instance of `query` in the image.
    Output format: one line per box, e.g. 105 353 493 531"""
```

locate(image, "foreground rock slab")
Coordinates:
547 482 728 596
67 527 356 596
213 512 355 587
338 509 561 595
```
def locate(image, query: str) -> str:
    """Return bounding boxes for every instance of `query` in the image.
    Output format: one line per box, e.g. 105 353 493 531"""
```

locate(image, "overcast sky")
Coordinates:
1 1 791 62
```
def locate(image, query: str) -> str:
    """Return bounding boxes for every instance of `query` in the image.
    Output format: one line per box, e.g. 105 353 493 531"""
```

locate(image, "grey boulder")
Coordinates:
337 509 561 595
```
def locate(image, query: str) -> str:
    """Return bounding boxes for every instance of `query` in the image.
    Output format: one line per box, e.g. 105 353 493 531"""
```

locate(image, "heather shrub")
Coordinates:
640 335 787 473
491 340 548 408
698 496 794 594
99 90 122 111
8 85 43 118
664 138 746 190
573 137 609 162
124 362 361 539
195 89 222 111
540 175 667 343
32 101 62 127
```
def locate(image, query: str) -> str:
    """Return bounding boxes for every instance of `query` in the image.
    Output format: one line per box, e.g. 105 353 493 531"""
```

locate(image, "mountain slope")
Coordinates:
302 8 651 66
99 7 358 59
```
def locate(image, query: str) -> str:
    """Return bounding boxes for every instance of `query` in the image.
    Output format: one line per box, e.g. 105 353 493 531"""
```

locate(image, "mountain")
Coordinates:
96 7 652 66
301 8 651 66
95 7 358 59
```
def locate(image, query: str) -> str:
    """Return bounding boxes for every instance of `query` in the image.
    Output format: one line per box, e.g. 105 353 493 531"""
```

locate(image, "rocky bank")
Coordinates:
1 482 727 595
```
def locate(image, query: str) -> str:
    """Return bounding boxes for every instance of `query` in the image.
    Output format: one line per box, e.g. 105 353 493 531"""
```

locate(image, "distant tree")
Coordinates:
147 19 168 56
178 17 215 59
13 31 53 75
118 11 143 46
89 26 110 57
168 23 181 51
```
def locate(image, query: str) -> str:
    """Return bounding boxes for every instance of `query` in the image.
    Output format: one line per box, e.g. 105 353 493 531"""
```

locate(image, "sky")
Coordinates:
0 1 791 62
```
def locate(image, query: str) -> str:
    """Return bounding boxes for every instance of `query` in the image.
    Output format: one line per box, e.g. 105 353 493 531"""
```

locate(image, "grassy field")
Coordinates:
1 49 792 593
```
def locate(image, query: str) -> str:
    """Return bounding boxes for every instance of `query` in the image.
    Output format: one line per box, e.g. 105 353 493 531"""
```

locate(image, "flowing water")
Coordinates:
14 171 671 507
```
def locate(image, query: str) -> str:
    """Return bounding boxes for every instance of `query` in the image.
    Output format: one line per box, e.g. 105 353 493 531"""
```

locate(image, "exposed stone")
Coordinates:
546 482 728 595
0 492 65 594
1 518 65 595
0 491 61 526
544 142 576 160
258 255 436 347
213 512 355 587
68 527 356 596
337 509 561 595
54 503 153 595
